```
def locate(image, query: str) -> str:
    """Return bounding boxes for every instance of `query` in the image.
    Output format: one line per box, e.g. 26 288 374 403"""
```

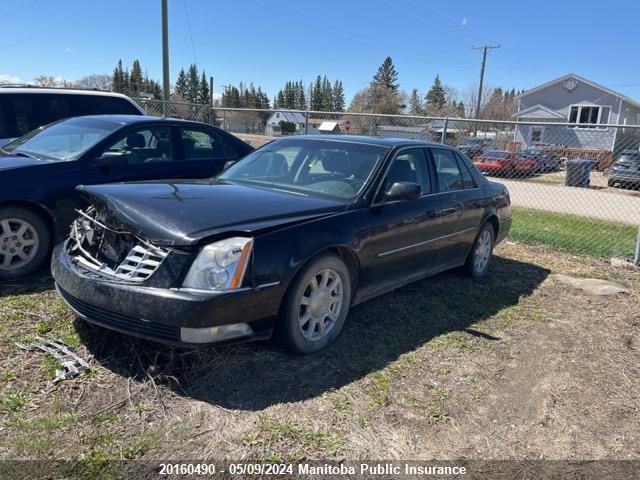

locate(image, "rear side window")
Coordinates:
0 93 141 139
70 95 142 116
454 152 477 189
431 148 464 191
180 128 238 160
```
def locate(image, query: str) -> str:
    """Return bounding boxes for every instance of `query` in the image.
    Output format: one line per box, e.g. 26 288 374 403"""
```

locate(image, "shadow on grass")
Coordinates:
78 255 549 410
0 269 53 297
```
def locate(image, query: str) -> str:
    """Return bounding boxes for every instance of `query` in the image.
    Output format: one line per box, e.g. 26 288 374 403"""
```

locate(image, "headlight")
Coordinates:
182 237 253 290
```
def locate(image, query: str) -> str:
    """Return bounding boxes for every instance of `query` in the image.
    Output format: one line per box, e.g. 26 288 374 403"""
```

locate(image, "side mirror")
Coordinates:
223 160 237 170
385 182 422 202
94 151 127 166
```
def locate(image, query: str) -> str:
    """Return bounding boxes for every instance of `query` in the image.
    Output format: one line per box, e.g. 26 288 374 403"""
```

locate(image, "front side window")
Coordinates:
432 148 464 192
180 128 237 160
101 126 173 164
381 148 431 196
219 139 388 200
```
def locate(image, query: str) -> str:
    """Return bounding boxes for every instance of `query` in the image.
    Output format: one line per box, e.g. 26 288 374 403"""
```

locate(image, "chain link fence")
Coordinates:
135 98 640 262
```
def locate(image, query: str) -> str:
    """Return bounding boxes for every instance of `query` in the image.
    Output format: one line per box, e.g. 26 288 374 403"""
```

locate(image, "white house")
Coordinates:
265 110 306 136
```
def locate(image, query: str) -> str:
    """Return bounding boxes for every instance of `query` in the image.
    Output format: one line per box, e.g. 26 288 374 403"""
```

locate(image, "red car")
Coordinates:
473 150 537 176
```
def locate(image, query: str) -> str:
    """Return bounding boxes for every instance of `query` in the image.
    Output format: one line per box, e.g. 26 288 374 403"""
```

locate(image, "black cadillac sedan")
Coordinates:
0 115 253 279
52 136 511 354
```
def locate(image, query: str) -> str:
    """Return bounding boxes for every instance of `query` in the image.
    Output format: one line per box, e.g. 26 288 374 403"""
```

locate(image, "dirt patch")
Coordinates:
0 242 638 463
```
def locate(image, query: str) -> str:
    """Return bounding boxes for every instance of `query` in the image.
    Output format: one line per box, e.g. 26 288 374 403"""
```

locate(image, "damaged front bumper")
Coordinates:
51 244 281 347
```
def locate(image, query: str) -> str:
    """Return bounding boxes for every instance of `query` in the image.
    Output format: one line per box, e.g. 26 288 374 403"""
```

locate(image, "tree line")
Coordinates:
30 56 521 121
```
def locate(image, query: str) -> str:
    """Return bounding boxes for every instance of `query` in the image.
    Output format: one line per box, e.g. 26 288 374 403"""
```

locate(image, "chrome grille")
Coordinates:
67 208 168 282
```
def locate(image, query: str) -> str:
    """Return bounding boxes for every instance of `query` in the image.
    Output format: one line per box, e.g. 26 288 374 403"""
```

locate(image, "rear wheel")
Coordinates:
278 254 352 354
0 207 51 280
465 223 495 278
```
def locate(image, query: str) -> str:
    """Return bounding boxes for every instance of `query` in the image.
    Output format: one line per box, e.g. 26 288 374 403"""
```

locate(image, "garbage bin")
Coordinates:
565 158 596 187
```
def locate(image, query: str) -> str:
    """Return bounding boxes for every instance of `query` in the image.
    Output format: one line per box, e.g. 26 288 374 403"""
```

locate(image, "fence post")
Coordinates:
304 110 309 135
635 226 640 266
441 118 449 144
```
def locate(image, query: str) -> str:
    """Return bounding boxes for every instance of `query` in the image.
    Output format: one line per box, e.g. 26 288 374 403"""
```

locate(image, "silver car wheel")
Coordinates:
0 218 40 271
473 229 492 274
298 268 344 342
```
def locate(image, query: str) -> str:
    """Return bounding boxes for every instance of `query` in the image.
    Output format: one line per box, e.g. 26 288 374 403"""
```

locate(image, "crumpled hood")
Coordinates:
77 180 346 246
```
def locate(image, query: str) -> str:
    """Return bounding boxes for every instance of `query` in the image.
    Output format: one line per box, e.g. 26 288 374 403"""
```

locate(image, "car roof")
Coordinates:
0 87 133 99
282 134 452 148
65 114 211 126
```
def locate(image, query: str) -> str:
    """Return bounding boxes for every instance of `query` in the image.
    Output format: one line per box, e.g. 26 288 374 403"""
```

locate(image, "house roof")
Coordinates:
318 121 339 131
268 110 306 124
511 104 565 119
377 125 429 133
518 73 640 110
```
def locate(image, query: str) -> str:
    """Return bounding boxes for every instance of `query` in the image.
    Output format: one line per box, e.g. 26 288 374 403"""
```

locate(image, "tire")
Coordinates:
278 254 352 354
0 206 51 280
607 179 615 188
465 223 495 278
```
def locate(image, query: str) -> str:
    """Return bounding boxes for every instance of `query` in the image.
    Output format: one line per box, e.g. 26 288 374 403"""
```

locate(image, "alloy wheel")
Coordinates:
473 229 492 274
0 218 40 271
298 268 344 342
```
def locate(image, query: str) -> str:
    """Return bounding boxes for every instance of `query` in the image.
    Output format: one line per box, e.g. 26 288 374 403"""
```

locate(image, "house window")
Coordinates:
530 127 544 144
568 105 610 128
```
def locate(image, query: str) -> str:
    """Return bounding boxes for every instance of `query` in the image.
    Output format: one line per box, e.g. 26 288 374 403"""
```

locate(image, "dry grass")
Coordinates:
0 242 638 470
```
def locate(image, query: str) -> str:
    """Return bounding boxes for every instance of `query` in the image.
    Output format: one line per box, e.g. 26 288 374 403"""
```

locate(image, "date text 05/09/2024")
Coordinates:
157 462 468 476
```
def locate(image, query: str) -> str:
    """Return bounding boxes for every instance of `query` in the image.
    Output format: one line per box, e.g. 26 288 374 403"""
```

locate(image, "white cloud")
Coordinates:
64 47 74 53
212 92 222 101
0 74 22 84
462 17 468 26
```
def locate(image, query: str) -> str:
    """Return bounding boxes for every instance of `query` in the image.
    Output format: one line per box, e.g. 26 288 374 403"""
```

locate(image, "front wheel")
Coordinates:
278 254 352 354
465 223 495 278
0 207 51 280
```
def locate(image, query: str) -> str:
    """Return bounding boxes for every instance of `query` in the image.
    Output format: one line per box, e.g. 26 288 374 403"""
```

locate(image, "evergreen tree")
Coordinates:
321 76 333 111
372 56 399 93
409 88 423 115
295 81 306 110
424 74 446 114
122 68 130 96
187 64 199 103
175 68 188 97
130 59 143 95
112 59 126 94
332 80 345 112
311 75 323 110
456 100 466 118
198 72 210 104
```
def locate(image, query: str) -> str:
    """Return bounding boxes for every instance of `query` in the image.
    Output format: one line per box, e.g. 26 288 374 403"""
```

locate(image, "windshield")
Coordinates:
484 151 510 159
1 117 122 162
218 139 389 199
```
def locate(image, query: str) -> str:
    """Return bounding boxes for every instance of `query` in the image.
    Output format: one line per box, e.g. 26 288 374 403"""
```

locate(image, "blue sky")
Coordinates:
2 0 640 104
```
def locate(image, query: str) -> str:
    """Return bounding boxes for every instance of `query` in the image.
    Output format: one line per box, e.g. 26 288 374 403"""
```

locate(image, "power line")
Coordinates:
182 0 197 65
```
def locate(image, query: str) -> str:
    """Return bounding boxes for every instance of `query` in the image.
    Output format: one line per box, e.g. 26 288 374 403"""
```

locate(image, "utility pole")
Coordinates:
472 44 500 134
209 76 214 125
161 0 170 117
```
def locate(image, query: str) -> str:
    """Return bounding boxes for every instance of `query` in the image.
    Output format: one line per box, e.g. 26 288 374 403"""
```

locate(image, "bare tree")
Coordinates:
77 74 112 91
462 82 493 119
33 75 75 88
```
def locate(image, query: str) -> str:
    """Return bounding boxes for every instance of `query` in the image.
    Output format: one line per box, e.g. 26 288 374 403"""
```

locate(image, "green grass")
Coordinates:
510 207 637 258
